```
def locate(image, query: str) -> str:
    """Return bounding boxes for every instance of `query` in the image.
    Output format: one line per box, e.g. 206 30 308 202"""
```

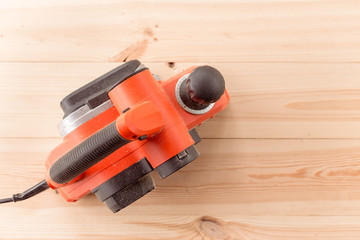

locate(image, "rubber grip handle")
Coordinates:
49 121 130 184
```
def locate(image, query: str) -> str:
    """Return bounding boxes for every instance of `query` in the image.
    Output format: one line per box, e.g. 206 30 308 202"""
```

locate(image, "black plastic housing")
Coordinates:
155 144 200 179
60 60 145 118
92 158 154 213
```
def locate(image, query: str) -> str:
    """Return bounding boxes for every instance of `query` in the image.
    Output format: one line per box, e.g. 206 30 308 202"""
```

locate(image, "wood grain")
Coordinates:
0 0 360 62
1 62 360 139
2 138 360 239
1 0 360 239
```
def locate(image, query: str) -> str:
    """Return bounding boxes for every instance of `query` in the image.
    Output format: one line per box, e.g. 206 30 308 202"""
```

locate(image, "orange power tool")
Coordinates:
0 60 230 213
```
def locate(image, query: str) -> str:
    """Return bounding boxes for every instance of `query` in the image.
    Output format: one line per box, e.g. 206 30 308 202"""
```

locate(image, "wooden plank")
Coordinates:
2 138 360 215
1 138 360 239
0 0 360 62
1 62 360 138
1 214 360 240
2 0 360 239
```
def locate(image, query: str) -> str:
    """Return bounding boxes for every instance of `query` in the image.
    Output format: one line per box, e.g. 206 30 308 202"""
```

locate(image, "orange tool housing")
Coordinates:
44 60 229 212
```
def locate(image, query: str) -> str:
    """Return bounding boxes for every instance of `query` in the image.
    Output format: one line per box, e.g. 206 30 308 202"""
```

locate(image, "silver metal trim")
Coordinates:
58 100 113 138
174 74 215 115
135 64 146 72
58 63 146 137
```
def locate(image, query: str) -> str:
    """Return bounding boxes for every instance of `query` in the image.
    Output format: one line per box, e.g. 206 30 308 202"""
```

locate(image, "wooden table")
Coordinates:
1 1 360 239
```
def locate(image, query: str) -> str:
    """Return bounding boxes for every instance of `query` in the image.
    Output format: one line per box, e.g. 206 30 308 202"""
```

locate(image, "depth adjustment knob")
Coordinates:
178 66 225 113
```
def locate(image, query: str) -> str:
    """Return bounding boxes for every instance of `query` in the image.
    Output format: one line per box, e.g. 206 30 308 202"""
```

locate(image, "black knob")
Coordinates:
188 66 225 104
179 66 225 111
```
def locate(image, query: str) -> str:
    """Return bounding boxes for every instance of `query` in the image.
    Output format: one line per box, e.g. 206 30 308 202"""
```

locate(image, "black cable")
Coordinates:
0 197 13 204
0 179 49 204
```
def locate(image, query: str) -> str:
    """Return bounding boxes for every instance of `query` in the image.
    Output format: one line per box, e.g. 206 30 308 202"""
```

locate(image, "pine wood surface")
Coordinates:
1 0 360 239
